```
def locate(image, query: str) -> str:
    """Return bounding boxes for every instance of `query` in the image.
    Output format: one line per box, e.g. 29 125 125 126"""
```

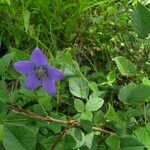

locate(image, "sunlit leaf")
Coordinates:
106 134 120 150
114 56 137 76
107 70 116 85
135 123 150 149
85 97 103 112
3 124 37 150
0 53 14 75
62 134 76 149
118 83 150 104
132 2 150 38
22 10 30 32
74 99 85 112
69 77 89 99
120 136 144 150
84 132 94 149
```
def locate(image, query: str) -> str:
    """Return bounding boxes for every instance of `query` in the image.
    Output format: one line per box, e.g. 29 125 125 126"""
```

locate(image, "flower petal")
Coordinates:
48 66 64 81
24 74 41 90
13 61 35 75
43 78 56 96
31 47 48 65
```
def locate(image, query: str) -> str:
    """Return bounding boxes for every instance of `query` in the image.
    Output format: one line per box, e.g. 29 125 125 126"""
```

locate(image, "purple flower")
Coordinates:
13 47 64 96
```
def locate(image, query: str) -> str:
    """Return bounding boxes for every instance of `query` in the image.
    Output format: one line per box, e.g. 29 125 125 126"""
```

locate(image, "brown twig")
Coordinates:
7 105 115 135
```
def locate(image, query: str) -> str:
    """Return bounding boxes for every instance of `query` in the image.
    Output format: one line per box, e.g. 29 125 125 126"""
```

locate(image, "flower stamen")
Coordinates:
35 65 48 80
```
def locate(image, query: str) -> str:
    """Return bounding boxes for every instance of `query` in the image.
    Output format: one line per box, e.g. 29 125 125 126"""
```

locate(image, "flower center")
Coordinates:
35 65 48 80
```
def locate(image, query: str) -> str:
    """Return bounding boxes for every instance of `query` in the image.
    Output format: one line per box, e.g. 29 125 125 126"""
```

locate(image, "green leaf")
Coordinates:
19 87 36 98
134 123 150 149
85 97 103 112
79 111 93 122
89 91 106 99
70 128 85 148
106 134 120 150
118 83 150 104
57 51 80 76
146 103 150 119
74 99 84 112
0 53 14 75
71 128 82 141
80 120 93 132
0 81 10 103
94 110 105 125
0 100 7 115
3 124 37 150
5 0 10 5
142 77 150 86
41 135 57 150
88 82 99 93
36 87 47 97
105 104 121 123
9 90 19 103
125 107 144 118
22 10 30 32
120 136 144 150
0 0 10 4
114 56 137 76
4 67 19 80
63 61 80 76
48 122 61 134
132 2 150 38
0 124 3 141
69 77 89 99
47 113 62 134
39 95 52 112
10 47 29 61
62 134 76 149
84 132 94 149
106 70 116 85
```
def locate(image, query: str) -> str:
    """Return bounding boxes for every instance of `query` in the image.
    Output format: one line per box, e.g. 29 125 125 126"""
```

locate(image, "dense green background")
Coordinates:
1 0 150 149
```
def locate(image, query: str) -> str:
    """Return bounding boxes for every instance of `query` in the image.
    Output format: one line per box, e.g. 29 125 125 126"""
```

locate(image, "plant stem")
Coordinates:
7 105 115 135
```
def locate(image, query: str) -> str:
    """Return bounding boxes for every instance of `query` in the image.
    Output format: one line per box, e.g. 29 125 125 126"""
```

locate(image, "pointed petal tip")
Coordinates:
34 47 41 51
13 61 35 75
48 66 65 81
42 78 57 96
31 47 48 65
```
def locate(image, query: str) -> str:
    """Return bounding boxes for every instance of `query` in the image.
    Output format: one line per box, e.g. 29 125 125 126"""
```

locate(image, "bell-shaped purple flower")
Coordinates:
13 47 64 96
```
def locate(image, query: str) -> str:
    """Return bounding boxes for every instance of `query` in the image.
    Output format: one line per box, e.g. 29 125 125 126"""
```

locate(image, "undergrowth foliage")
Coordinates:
1 0 150 150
